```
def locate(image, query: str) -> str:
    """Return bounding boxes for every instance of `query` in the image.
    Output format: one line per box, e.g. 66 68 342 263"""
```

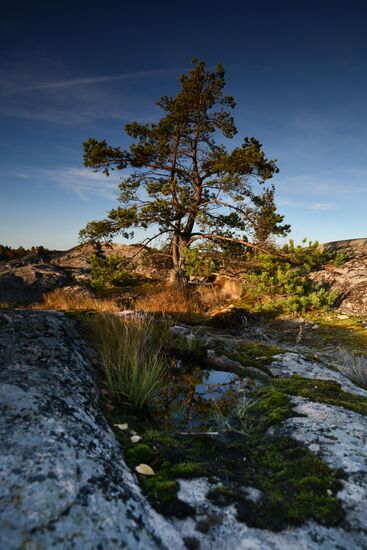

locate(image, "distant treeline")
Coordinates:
0 244 50 261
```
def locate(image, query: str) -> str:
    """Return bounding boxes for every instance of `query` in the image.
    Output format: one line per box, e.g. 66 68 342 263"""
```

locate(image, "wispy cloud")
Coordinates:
0 57 181 123
277 174 367 196
39 167 121 201
278 199 337 210
0 165 123 200
0 67 181 97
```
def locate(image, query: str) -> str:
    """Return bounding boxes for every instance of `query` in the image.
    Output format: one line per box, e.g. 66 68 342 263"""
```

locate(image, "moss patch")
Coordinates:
118 410 346 531
208 436 344 530
305 315 367 356
125 444 154 466
99 343 349 531
272 376 367 416
228 340 284 374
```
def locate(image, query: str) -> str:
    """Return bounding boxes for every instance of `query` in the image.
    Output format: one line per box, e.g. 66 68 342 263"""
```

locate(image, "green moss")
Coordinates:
306 316 367 355
125 444 154 466
238 341 284 359
227 340 284 374
141 475 178 503
126 425 345 530
238 386 293 430
100 340 348 531
207 435 345 530
273 376 367 416
171 462 204 477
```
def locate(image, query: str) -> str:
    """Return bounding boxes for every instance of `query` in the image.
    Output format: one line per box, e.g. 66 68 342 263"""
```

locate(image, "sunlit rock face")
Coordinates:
313 238 367 316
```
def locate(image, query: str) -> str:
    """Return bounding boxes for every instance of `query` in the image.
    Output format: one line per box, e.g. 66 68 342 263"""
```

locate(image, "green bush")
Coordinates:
240 241 342 314
183 247 219 278
280 239 349 270
90 254 137 290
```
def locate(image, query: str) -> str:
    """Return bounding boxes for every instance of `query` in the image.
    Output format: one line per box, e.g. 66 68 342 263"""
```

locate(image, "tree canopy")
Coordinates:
80 59 290 278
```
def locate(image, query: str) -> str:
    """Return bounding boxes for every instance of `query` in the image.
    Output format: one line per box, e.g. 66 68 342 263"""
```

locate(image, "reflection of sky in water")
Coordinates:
195 370 240 400
160 363 244 430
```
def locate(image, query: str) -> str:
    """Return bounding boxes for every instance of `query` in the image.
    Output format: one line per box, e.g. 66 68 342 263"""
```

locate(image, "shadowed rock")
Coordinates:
0 309 181 550
0 264 70 304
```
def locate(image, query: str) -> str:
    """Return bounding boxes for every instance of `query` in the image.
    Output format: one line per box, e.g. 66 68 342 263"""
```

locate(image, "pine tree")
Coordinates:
80 59 290 281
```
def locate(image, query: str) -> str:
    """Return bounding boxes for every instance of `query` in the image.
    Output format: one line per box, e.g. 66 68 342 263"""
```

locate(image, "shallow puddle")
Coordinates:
157 360 247 431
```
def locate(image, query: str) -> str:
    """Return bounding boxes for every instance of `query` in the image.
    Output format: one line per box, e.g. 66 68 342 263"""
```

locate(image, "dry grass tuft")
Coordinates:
336 348 367 388
197 279 242 308
84 313 167 408
134 280 243 321
39 288 119 312
134 286 204 321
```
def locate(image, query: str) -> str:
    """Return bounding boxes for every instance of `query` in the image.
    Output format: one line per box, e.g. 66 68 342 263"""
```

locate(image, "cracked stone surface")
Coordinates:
281 398 367 540
0 309 182 550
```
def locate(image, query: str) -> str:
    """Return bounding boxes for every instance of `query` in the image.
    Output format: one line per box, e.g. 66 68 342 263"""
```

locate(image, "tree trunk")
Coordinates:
170 235 187 286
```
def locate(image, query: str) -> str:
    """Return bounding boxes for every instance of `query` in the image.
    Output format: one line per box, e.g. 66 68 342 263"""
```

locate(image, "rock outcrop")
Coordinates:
0 310 181 550
313 238 367 316
2 310 367 548
0 264 70 305
0 243 169 305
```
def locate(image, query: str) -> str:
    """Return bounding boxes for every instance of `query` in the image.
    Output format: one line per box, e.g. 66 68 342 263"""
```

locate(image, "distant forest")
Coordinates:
0 244 49 261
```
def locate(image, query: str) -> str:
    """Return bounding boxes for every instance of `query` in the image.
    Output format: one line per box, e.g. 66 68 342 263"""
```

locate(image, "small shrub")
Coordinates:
183 247 219 279
280 239 349 270
90 254 138 290
240 245 339 315
85 313 167 409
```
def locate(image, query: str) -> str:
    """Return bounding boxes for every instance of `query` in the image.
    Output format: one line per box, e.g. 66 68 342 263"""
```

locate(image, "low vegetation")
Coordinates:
40 288 119 312
84 314 167 409
112 382 345 530
222 240 346 315
90 254 140 290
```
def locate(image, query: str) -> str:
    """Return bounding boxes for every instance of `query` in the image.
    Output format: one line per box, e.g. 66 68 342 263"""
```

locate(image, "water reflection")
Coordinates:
158 359 247 431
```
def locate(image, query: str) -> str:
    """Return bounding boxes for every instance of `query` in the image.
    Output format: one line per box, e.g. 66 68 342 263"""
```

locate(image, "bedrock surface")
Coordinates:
0 309 181 550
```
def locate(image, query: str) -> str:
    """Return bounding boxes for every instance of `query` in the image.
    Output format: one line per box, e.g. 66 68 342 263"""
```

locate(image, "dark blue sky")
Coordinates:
1 1 367 248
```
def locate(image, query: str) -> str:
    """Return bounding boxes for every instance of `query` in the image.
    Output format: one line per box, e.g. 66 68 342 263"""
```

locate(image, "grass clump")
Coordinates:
85 313 167 409
336 348 367 388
